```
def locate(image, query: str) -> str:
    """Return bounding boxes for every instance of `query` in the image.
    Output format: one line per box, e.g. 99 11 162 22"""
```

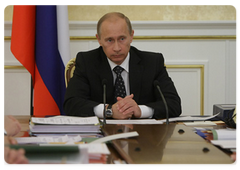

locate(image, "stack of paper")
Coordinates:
29 116 101 134
210 129 236 149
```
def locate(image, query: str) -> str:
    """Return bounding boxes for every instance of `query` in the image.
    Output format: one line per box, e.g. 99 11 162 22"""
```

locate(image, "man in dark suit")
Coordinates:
64 12 181 119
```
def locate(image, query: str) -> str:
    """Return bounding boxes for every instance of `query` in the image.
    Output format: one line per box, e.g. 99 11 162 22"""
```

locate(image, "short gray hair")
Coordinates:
97 12 132 38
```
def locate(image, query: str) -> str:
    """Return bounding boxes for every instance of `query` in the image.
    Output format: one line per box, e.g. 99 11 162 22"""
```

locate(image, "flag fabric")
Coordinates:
11 5 70 117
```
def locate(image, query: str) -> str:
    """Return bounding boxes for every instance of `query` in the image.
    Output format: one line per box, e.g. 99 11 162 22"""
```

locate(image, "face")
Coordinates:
96 17 134 65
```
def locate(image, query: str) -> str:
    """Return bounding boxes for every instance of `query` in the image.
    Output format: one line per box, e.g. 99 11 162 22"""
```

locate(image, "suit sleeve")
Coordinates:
63 52 100 117
145 54 182 119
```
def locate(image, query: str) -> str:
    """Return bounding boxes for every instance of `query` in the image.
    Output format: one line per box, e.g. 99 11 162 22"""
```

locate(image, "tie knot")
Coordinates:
113 66 124 75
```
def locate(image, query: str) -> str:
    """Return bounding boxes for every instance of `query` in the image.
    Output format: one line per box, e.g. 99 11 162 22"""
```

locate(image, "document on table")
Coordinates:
162 113 220 123
31 116 100 125
209 129 236 149
15 135 82 144
30 116 101 134
211 140 236 149
105 119 163 124
184 121 217 126
89 131 139 144
212 129 236 140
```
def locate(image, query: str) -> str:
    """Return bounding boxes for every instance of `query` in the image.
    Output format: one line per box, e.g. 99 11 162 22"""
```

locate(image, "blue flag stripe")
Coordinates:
35 5 66 114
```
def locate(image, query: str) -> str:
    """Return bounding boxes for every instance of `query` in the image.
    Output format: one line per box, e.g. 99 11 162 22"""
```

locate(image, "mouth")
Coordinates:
112 54 123 58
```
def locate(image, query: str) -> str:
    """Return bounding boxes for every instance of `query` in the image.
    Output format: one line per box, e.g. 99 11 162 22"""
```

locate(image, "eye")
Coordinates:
120 37 125 41
107 38 113 43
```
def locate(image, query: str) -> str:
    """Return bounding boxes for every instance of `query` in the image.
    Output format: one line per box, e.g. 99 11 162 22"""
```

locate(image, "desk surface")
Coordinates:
102 124 233 164
12 115 233 164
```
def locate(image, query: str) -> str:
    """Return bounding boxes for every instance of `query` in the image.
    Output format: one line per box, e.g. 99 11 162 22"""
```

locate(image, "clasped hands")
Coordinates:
112 94 141 119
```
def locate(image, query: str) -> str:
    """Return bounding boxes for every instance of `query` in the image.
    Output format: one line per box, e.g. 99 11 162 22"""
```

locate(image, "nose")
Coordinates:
113 42 121 52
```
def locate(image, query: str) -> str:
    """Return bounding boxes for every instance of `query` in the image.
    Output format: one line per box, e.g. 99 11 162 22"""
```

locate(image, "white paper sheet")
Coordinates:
211 140 236 149
213 129 236 140
15 135 82 144
31 116 99 125
184 121 217 126
105 119 163 124
89 131 139 144
162 113 220 122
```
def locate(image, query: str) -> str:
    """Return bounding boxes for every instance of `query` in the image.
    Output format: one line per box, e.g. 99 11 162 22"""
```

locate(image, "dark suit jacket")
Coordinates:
64 46 181 119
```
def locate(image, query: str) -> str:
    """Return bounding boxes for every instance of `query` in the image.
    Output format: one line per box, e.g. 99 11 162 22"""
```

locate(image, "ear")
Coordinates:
130 30 134 43
96 34 102 46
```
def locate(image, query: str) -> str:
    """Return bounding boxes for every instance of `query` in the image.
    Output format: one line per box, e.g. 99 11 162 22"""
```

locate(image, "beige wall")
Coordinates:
4 5 236 22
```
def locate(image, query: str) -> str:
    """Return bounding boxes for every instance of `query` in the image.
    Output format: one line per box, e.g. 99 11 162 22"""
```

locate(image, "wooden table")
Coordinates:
102 124 233 164
12 115 234 164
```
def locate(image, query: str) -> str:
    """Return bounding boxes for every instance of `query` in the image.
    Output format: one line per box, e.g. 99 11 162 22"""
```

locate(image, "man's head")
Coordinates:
96 12 134 65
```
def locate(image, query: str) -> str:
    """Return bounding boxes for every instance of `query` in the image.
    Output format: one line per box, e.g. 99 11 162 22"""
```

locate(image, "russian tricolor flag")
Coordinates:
11 5 70 117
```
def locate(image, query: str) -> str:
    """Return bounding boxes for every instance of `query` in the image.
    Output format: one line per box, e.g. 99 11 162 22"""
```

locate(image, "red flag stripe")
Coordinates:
33 66 60 117
11 6 36 81
11 5 66 116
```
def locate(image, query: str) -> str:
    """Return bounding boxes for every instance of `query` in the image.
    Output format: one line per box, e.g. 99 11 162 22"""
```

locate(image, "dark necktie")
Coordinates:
113 66 126 101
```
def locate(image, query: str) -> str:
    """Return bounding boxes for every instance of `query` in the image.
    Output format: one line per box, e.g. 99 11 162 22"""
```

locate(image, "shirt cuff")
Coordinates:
93 104 104 118
139 105 154 118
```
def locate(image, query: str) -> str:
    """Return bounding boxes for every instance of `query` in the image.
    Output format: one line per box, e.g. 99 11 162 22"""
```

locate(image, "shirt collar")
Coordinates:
107 53 130 73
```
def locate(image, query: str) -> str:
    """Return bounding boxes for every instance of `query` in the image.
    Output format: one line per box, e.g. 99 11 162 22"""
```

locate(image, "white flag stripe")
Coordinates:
56 5 71 67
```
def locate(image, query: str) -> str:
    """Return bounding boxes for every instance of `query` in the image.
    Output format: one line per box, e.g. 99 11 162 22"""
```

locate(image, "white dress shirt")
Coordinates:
94 53 154 118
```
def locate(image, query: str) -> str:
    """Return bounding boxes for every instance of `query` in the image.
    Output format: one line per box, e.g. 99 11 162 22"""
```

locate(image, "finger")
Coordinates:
17 148 25 155
117 94 133 102
15 149 28 164
125 112 133 119
117 97 123 101
16 122 22 131
8 115 16 121
112 106 133 119
7 149 18 164
117 95 134 108
121 107 135 115
124 94 134 99
118 102 129 113
118 99 136 113
118 113 133 119
15 156 29 164
9 137 18 145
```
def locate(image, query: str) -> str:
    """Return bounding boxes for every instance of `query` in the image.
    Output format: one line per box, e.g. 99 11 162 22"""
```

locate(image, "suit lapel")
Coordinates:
94 48 115 103
129 48 143 102
94 47 143 103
